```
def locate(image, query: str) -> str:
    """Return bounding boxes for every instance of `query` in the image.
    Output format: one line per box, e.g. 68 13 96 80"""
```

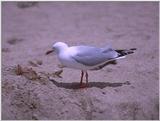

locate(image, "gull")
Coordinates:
46 42 136 88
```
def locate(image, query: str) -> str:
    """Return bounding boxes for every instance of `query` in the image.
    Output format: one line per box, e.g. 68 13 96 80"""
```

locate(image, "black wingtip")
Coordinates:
116 48 137 57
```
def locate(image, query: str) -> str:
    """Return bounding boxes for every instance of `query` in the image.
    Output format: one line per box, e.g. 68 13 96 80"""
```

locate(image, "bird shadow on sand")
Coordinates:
49 79 131 89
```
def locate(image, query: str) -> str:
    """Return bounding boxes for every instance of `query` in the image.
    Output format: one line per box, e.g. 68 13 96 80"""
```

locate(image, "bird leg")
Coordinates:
85 71 88 85
80 70 84 85
80 70 87 88
80 71 89 88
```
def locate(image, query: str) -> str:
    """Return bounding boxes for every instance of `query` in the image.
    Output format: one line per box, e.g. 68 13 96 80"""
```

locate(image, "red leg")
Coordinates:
80 70 84 84
86 71 88 85
80 71 87 88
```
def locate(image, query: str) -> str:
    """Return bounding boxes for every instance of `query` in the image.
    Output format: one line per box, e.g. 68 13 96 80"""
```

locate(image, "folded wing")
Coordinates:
72 46 118 66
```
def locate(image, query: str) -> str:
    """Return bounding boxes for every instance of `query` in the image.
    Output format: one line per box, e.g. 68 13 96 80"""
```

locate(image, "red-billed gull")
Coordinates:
46 42 136 88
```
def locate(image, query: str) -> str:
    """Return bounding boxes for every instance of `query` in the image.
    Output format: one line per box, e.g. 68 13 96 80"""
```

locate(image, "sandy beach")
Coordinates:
2 2 159 120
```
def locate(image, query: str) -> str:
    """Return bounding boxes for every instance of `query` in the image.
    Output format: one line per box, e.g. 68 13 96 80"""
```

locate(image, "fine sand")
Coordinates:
2 2 159 120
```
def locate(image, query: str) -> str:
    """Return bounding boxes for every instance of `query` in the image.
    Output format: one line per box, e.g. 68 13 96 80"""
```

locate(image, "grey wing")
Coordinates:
71 46 118 66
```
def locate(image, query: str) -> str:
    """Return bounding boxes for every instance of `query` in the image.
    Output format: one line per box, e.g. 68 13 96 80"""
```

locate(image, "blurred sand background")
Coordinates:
2 2 159 120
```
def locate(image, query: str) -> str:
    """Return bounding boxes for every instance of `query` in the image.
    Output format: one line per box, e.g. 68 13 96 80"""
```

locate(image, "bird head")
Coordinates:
45 42 68 55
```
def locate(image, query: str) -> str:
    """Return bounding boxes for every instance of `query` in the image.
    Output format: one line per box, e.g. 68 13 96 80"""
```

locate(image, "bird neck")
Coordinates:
57 47 68 54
